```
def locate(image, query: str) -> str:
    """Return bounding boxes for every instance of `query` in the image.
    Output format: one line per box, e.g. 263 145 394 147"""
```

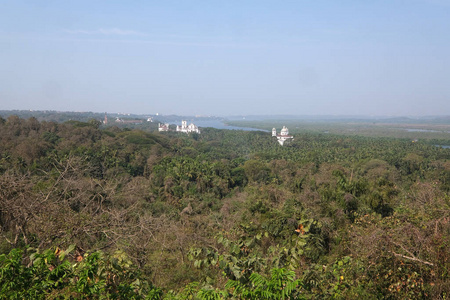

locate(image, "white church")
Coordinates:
177 120 200 134
272 126 293 146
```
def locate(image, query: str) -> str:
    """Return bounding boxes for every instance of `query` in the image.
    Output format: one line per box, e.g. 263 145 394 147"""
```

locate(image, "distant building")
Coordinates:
272 126 293 146
158 120 200 134
103 112 108 125
176 120 200 134
158 123 170 132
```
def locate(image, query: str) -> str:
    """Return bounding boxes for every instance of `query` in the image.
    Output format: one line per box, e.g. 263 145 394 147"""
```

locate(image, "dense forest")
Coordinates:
0 115 449 299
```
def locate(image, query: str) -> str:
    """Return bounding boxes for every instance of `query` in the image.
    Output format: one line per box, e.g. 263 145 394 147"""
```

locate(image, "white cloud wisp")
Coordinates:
64 28 146 36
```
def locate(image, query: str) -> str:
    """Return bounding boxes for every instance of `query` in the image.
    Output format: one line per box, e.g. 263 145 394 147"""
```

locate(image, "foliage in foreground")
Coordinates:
0 245 307 299
0 246 162 299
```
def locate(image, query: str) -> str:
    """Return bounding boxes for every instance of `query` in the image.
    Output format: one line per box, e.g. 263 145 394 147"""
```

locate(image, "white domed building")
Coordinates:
272 126 293 145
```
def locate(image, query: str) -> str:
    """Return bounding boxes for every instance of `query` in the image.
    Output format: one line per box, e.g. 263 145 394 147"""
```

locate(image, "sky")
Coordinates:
1 0 450 116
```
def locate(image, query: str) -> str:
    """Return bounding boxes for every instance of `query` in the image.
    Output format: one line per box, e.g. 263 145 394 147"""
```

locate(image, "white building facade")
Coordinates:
176 120 200 134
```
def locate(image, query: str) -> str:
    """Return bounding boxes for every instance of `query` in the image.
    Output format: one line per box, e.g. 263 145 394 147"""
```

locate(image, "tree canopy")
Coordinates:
0 116 449 299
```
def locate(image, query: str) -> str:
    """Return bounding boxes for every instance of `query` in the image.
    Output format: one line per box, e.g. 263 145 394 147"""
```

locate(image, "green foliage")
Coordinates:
118 130 158 146
189 233 265 283
65 120 98 128
243 160 272 183
42 131 61 144
1 116 449 298
225 268 303 299
0 246 162 299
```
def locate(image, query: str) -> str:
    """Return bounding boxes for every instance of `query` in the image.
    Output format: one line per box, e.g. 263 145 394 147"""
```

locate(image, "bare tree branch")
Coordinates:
389 251 434 266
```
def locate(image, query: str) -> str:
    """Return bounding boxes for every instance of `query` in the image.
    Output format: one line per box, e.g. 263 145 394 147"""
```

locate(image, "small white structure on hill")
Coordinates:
177 120 200 134
272 126 293 146
158 123 170 132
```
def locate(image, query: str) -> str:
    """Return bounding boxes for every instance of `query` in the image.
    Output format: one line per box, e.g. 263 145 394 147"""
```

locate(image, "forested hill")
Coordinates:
0 115 449 299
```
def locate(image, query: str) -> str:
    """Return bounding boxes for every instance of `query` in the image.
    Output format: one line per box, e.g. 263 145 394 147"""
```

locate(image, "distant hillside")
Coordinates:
0 110 108 123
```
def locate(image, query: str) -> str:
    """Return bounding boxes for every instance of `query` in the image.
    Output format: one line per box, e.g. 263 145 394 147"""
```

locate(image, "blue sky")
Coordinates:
1 0 449 116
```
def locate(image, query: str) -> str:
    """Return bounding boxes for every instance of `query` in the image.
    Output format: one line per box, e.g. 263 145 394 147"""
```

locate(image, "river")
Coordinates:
178 120 268 132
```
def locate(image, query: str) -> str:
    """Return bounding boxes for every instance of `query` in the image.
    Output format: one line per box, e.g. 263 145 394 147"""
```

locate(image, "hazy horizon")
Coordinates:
1 1 449 116
3 109 450 121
